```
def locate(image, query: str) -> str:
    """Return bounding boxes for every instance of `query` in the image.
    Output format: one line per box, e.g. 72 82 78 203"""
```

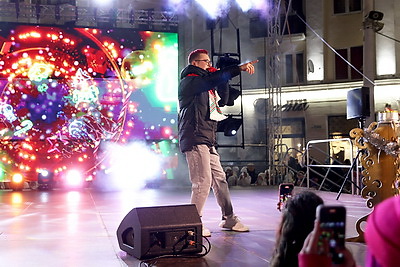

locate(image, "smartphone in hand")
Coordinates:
316 205 346 264
277 183 294 211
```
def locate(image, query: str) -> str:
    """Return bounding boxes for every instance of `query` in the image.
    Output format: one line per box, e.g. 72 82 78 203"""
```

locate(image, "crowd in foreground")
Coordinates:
269 190 399 267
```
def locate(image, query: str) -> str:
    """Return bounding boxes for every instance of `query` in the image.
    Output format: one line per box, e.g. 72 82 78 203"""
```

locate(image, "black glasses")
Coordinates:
195 59 211 64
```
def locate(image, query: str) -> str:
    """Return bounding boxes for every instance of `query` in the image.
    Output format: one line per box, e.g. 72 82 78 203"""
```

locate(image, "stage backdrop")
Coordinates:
0 23 179 184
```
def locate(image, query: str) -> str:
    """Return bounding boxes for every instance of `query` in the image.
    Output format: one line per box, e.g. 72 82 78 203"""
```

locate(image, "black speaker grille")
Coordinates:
116 204 202 259
347 87 370 119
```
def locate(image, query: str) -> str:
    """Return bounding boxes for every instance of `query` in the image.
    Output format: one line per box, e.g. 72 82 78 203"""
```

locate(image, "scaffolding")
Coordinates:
0 2 178 31
207 1 284 174
266 0 284 182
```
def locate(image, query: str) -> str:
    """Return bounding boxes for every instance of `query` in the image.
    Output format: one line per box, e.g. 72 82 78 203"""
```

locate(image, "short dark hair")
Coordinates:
188 49 209 64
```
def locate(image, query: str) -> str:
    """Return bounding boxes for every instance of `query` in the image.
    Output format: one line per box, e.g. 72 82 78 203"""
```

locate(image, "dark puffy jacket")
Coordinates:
178 64 241 152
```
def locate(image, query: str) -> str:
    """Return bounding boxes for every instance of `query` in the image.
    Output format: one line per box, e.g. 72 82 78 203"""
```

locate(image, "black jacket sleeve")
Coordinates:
180 65 241 97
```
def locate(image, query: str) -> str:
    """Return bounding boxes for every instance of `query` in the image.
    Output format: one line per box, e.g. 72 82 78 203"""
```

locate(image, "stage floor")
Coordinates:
0 185 369 267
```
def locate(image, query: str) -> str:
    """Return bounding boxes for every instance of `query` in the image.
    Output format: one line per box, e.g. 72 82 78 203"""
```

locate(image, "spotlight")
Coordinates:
216 55 240 69
226 86 241 106
217 116 243 136
10 173 25 191
38 169 55 190
215 55 242 107
12 173 23 183
217 83 229 107
236 0 252 12
40 170 49 177
230 128 238 136
64 169 84 188
217 85 241 107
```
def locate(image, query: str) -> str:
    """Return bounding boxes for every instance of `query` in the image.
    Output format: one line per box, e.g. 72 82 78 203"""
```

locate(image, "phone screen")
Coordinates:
277 183 294 211
317 205 346 264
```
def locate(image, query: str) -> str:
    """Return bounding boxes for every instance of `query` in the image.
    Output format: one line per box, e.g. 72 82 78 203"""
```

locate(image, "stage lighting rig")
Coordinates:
217 115 243 137
215 54 241 107
216 54 240 69
10 173 25 191
38 169 55 190
209 17 244 146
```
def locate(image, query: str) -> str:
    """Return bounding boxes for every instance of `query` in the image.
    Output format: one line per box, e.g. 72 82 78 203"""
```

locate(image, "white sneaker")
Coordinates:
202 227 211 237
219 215 249 232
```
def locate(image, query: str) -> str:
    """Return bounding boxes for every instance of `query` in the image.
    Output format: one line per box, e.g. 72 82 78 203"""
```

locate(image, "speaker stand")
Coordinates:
336 117 365 200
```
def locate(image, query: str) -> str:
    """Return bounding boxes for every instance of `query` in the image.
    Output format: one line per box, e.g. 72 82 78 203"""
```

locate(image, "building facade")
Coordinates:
178 0 400 168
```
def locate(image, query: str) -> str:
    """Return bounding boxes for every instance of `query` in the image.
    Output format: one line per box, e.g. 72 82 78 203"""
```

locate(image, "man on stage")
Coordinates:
178 49 257 237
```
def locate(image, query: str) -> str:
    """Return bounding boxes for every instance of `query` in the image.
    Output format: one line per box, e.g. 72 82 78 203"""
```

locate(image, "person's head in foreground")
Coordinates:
298 196 400 267
365 196 400 267
270 190 324 267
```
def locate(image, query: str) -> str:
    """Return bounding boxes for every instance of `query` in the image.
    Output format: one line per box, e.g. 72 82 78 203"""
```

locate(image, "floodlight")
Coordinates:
217 116 243 136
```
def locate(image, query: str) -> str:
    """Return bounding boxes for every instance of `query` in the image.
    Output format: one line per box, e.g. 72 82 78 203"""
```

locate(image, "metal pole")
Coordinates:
364 0 376 126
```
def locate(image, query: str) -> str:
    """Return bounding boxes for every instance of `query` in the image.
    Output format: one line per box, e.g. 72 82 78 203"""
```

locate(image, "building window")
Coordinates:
328 115 358 163
334 0 362 14
335 46 363 81
280 0 305 35
285 55 293 83
282 118 305 138
349 0 362 12
281 118 305 151
254 117 305 157
285 52 305 84
328 115 358 139
335 49 348 80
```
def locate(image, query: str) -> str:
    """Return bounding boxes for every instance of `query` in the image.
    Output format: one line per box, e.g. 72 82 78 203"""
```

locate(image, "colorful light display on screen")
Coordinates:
0 24 178 182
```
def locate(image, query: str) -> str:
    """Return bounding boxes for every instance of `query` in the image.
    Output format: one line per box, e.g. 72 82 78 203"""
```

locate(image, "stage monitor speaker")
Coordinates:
346 87 370 120
116 204 202 259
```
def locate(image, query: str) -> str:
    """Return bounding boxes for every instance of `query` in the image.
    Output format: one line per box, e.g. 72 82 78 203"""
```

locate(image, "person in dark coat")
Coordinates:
178 49 257 236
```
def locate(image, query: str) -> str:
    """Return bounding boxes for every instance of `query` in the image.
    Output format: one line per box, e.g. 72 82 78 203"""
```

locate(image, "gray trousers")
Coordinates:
185 144 234 218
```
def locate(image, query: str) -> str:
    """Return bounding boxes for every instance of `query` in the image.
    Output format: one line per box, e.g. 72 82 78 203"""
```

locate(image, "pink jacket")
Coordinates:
298 253 331 267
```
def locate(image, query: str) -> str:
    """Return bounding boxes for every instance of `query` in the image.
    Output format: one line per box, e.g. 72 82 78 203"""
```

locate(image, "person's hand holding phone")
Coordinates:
301 220 327 255
317 205 347 265
277 183 294 211
299 206 357 267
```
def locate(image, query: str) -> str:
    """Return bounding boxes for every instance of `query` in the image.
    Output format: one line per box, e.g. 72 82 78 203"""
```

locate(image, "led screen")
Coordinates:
0 23 178 182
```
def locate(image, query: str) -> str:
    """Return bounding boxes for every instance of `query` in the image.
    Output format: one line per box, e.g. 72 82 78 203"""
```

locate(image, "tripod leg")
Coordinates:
336 149 363 200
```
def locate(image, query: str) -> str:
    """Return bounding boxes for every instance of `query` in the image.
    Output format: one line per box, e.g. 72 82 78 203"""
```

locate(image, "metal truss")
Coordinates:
266 0 284 181
0 2 178 31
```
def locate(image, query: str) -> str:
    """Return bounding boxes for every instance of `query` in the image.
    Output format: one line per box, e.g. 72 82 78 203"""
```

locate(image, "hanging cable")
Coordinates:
295 13 376 86
376 31 400 44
